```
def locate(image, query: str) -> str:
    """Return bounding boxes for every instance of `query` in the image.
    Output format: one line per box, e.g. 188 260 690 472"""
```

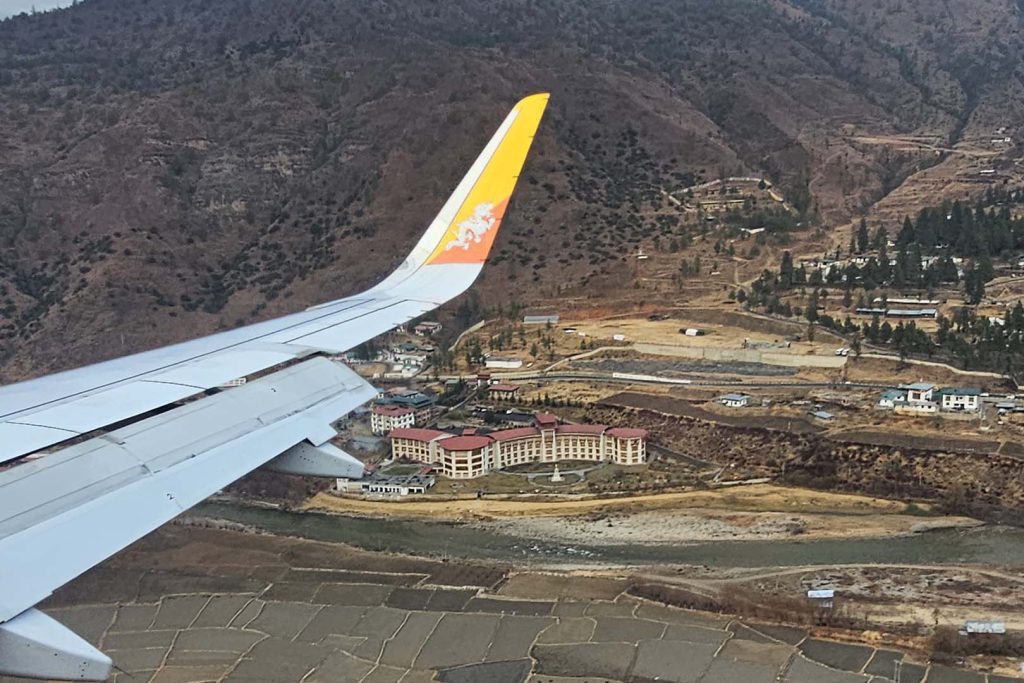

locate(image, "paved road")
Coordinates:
477 370 891 390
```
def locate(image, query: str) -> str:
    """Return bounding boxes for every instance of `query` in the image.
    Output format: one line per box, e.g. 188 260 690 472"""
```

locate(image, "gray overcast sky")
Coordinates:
1 0 78 19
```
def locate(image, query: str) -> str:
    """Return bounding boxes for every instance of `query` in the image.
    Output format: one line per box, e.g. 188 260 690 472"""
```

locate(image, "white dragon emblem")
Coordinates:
445 202 496 251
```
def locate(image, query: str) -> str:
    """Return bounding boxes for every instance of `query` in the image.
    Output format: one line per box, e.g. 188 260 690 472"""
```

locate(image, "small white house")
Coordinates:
877 389 906 410
903 382 935 404
717 393 750 408
894 401 938 416
414 321 443 336
938 388 981 412
807 589 835 608
964 620 1006 635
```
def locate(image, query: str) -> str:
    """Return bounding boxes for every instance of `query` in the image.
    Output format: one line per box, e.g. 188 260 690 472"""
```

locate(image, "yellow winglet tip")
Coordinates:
426 94 550 266
514 92 551 116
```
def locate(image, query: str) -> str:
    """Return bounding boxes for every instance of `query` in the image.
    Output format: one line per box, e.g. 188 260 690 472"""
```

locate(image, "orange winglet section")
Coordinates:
427 93 549 265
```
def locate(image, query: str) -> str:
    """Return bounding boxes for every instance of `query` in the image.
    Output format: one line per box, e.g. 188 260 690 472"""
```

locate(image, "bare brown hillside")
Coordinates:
2 0 1023 379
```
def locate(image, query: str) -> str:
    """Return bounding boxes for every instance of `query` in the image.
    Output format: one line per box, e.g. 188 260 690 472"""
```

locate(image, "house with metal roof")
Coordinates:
523 313 560 325
717 393 750 408
902 382 935 403
877 389 906 410
936 387 981 412
807 589 835 608
485 356 524 370
892 382 939 415
964 620 1006 635
886 308 938 318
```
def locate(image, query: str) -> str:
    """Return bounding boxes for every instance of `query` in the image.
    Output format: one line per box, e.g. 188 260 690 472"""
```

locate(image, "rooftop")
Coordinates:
488 384 521 392
607 427 647 439
555 424 608 435
383 392 436 408
937 387 981 396
490 427 541 442
389 428 448 442
437 435 493 451
903 382 935 392
372 405 413 416
390 414 648 446
886 308 937 317
535 412 558 427
964 620 1006 634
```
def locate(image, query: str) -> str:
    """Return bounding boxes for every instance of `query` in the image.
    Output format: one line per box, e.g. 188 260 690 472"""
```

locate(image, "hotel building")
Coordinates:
371 404 415 435
389 413 647 479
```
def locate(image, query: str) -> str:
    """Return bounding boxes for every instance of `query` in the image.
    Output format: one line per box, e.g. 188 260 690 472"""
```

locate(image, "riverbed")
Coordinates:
192 502 1024 568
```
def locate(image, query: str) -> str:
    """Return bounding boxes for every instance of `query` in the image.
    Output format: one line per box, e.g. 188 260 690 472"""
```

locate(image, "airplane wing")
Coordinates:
0 93 549 681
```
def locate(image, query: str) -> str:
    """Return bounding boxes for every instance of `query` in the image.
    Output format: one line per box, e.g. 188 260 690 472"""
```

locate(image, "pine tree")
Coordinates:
806 290 819 323
779 251 794 288
872 225 888 251
856 218 869 254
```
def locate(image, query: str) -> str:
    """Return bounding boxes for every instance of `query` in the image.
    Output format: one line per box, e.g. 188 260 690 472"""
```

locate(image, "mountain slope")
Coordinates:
1 0 1022 379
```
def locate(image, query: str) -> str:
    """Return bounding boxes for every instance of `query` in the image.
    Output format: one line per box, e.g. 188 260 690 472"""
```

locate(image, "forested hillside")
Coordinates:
2 0 1023 378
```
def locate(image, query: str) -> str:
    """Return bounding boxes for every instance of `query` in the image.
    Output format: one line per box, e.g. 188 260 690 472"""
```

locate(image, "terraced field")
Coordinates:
5 525 1019 683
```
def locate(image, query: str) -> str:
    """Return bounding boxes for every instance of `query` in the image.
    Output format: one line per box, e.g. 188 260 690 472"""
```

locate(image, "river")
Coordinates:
193 502 1024 568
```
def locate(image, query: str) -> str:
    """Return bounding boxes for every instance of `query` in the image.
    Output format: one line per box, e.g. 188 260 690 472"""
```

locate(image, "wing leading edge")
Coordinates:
0 92 549 465
0 94 549 681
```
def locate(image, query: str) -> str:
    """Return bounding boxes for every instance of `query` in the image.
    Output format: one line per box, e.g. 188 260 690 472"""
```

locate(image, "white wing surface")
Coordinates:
0 94 549 681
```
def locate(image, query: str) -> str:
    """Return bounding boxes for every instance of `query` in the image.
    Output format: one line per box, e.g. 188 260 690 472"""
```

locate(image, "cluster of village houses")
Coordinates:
800 252 964 278
876 383 984 415
343 321 442 379
344 313 568 376
369 380 525 435
715 382 1021 421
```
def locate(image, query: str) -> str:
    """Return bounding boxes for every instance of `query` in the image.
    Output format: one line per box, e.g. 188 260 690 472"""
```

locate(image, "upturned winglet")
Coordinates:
425 93 549 265
370 93 550 294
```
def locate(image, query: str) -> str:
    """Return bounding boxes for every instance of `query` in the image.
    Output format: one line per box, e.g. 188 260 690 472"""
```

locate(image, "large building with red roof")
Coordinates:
389 413 647 479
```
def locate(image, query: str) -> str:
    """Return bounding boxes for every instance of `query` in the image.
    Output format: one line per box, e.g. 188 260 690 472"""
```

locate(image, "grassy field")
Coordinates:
310 482 914 519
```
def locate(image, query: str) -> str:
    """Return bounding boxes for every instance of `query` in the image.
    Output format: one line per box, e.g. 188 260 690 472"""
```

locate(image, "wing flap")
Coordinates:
12 380 197 433
0 423 76 460
146 346 304 386
0 357 376 623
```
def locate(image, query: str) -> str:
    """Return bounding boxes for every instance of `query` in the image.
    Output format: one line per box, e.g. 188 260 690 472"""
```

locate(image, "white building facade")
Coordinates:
389 414 647 479
371 405 415 435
